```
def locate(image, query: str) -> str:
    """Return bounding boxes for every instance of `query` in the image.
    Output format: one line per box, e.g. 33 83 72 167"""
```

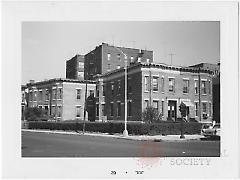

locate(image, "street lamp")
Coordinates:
114 47 128 137
123 54 128 137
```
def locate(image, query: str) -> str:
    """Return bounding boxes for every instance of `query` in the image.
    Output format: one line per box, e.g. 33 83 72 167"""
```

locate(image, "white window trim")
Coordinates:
144 76 150 92
182 78 189 80
75 105 82 118
201 79 207 81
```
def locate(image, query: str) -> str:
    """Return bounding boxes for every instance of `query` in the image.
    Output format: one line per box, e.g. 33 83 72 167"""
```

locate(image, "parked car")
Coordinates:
202 123 220 137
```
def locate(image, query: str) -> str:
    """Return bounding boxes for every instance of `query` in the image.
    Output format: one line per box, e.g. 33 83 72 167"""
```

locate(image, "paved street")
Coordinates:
22 131 220 157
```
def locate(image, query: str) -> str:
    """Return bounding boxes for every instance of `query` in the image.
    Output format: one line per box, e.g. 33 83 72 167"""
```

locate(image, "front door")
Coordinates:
168 100 177 121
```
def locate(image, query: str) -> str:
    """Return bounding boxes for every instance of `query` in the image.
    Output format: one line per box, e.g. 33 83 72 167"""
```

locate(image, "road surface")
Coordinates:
22 131 220 157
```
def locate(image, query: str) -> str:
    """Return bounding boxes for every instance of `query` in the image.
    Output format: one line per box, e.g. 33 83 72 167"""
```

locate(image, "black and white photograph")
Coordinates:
1 1 239 179
21 21 220 158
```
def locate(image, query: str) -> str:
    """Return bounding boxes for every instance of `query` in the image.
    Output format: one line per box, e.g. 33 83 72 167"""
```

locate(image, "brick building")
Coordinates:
25 78 95 121
66 54 85 80
84 43 153 80
95 62 213 123
189 63 220 122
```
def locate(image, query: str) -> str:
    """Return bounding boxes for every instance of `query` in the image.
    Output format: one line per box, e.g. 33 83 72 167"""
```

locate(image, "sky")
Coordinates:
22 21 219 84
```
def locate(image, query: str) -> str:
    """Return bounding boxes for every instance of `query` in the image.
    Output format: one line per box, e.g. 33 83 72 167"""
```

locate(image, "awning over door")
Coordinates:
180 99 194 107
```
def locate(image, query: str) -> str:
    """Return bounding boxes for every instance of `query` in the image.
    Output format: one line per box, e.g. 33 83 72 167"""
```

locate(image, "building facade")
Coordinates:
189 63 220 123
66 54 85 80
95 62 213 123
25 78 96 121
84 43 153 80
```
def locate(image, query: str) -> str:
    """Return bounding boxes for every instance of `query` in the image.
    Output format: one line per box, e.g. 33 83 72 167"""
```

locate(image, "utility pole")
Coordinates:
169 53 176 66
198 67 202 122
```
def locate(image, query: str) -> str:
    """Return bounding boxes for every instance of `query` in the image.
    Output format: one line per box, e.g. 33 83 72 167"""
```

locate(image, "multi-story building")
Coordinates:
84 43 153 80
66 54 85 80
25 78 95 121
189 63 220 123
95 62 213 123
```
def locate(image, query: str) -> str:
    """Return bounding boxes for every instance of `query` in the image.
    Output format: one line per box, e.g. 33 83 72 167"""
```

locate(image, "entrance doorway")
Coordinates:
168 100 177 121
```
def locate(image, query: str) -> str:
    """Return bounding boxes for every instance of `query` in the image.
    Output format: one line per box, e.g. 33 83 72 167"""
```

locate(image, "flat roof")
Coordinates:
26 78 95 87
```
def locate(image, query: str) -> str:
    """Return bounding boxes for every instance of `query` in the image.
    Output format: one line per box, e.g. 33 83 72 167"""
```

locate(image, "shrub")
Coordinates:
24 107 49 121
142 106 162 123
28 121 203 135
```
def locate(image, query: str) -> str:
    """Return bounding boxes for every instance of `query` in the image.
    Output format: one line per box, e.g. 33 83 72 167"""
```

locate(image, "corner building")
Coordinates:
26 78 95 121
95 62 213 123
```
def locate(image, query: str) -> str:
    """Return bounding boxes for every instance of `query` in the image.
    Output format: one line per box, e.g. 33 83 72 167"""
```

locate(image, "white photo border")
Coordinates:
1 1 239 179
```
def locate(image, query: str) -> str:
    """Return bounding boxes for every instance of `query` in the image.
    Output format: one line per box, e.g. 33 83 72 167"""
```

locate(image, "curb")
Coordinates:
22 129 203 142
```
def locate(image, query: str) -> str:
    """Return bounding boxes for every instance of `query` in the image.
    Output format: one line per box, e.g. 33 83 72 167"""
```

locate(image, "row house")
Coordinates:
95 62 213 123
25 78 95 121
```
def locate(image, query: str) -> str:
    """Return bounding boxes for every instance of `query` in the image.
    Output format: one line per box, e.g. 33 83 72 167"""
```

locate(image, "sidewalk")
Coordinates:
22 129 204 142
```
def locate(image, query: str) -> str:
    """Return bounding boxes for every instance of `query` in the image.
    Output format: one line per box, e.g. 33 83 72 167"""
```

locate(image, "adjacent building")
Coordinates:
84 43 153 80
25 78 95 121
95 62 213 123
66 54 85 80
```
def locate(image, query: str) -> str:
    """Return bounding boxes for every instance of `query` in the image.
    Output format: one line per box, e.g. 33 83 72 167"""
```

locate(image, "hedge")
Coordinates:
27 121 202 135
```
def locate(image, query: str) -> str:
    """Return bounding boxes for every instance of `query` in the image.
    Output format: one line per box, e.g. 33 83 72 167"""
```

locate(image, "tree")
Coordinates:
24 107 48 121
142 106 161 123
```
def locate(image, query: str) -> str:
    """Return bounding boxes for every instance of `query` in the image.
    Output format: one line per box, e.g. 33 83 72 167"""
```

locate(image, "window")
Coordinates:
57 106 62 117
161 100 164 115
38 105 42 109
117 65 121 69
96 86 99 97
118 80 121 95
39 90 43 101
209 103 212 117
130 56 134 63
161 77 164 92
137 57 141 62
202 81 207 94
102 84 106 96
183 79 189 93
33 91 37 101
117 102 121 117
89 90 94 96
144 100 149 108
111 83 114 95
52 89 57 100
202 102 207 114
110 103 114 116
58 88 62 99
107 64 111 71
144 76 150 91
128 101 132 116
76 106 81 118
96 104 99 117
117 54 121 61
153 77 159 91
153 100 159 111
194 80 198 94
45 89 49 101
76 89 81 99
107 53 111 61
195 102 198 117
52 106 56 116
102 104 105 116
79 62 84 68
146 58 150 63
169 78 175 92
209 80 211 94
